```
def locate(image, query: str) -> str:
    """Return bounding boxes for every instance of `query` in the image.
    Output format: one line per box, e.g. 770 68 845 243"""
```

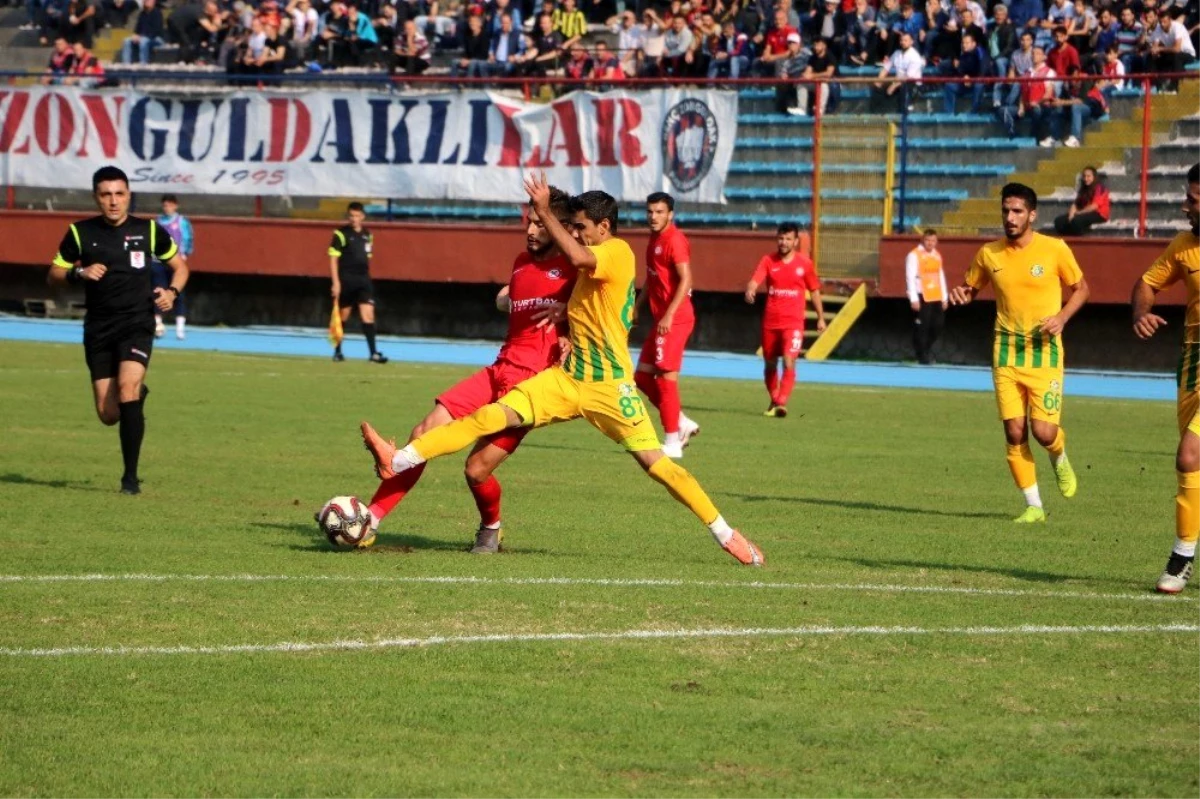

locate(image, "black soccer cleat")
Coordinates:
332 350 345 362
369 352 389 364
120 477 142 495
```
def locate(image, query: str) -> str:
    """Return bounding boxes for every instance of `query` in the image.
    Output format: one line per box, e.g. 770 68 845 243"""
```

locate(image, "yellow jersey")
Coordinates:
562 237 637 382
965 233 1084 369
1141 231 1199 391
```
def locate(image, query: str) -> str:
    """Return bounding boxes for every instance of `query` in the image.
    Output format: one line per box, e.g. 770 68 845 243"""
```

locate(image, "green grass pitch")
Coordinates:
0 340 1196 797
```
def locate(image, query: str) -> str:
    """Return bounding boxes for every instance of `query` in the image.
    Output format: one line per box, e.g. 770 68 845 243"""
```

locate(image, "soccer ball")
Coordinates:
317 496 375 549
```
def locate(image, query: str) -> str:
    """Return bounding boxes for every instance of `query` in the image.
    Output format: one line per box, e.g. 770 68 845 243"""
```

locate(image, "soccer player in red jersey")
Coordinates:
744 222 825 417
633 192 701 459
358 188 576 553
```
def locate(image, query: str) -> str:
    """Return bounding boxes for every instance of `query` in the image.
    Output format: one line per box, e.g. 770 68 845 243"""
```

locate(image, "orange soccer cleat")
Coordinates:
722 530 765 566
360 421 397 480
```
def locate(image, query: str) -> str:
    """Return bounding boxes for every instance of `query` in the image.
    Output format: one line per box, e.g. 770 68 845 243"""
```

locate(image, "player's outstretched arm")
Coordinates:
744 280 759 303
523 172 597 272
1131 278 1168 340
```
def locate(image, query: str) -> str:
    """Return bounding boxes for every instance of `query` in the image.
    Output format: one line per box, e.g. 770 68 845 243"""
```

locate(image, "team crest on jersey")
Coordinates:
130 251 145 269
618 382 635 398
661 99 719 193
1030 264 1045 277
654 246 663 255
1049 379 1061 392
796 267 805 277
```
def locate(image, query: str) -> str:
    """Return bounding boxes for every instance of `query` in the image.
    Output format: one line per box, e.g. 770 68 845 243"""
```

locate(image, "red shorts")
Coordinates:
762 327 805 360
638 317 694 373
435 362 535 453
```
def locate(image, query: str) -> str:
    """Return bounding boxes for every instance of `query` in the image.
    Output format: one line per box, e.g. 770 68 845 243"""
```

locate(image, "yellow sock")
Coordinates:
1045 428 1066 461
1178 471 1199 544
411 403 510 461
648 457 719 525
1006 443 1038 491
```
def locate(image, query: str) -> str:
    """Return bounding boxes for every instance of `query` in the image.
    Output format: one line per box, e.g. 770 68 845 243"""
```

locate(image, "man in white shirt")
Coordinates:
874 31 923 111
1039 0 1074 48
1148 9 1196 91
905 229 948 365
611 10 644 76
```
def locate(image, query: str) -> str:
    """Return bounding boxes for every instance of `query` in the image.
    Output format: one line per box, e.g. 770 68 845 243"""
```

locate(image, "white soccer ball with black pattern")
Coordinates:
317 496 375 549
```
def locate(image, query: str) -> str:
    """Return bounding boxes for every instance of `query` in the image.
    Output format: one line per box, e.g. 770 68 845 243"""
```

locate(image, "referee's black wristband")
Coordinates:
166 286 180 296
66 266 83 285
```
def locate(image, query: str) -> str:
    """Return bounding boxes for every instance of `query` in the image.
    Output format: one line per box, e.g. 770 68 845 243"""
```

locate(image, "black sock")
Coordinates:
139 384 150 408
363 323 377 355
118 400 145 481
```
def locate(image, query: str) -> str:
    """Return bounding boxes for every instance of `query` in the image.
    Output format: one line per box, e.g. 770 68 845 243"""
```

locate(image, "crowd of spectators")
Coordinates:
20 0 1200 112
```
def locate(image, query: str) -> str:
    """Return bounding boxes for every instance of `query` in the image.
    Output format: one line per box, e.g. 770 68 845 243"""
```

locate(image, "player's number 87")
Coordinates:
618 395 645 419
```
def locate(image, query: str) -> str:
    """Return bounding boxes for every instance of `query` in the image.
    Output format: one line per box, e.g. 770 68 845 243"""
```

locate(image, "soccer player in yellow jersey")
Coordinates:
1131 163 1199 594
361 175 764 566
949 183 1090 522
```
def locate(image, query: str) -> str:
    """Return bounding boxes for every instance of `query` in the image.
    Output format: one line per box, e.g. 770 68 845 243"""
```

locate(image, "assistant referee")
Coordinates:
329 201 388 364
48 166 190 495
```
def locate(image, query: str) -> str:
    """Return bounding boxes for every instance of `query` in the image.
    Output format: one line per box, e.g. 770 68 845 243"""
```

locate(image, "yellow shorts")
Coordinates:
1180 386 1199 437
993 366 1064 423
498 366 661 452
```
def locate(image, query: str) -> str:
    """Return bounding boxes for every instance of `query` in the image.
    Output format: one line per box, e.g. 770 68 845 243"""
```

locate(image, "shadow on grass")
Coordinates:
832 556 1106 585
1115 448 1175 458
721 492 1009 520
0 472 110 493
251 521 555 556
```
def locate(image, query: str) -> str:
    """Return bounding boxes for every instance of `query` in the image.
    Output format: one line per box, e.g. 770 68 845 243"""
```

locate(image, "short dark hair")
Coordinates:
1053 24 1067 34
347 201 365 213
531 185 572 221
1001 182 1038 210
646 191 675 211
92 165 129 192
570 191 620 233
922 228 937 237
162 193 178 204
1188 163 1199 185
776 221 800 237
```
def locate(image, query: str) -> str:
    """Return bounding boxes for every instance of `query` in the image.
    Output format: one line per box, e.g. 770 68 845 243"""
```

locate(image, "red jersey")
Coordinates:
751 251 820 329
645 224 695 325
496 252 576 372
764 25 798 56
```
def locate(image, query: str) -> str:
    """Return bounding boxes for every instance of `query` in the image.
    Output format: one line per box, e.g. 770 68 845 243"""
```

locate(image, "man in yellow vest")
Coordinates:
905 229 948 364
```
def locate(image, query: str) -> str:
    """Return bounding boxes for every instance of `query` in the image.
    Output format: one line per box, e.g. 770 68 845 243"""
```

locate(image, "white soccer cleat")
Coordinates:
1156 554 1194 594
679 416 701 449
661 441 684 459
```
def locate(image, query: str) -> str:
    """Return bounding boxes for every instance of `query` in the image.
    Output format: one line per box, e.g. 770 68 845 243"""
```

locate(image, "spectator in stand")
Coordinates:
796 35 838 114
955 7 985 54
563 40 592 80
38 0 68 45
394 16 431 71
639 9 667 74
692 11 721 74
590 40 625 79
943 30 988 113
776 31 811 113
875 0 903 61
611 10 644 77
1115 6 1145 74
754 7 798 74
165 0 204 62
1054 166 1110 235
486 0 519 33
805 0 844 61
318 2 349 64
873 30 923 111
777 0 802 31
197 1 231 63
845 0 877 66
64 40 104 86
20 0 42 33
1067 0 1096 58
920 0 946 58
1006 0 1041 41
414 0 458 50
344 3 379 63
40 36 74 84
950 0 986 32
996 28 1033 108
487 11 524 74
1087 6 1119 71
103 0 135 29
1100 43 1125 96
987 3 1017 104
1048 69 1108 147
1148 9 1196 92
63 0 97 47
708 18 750 77
1046 25 1080 76
515 13 562 75
895 2 925 58
119 0 164 62
660 12 695 75
579 0 612 26
452 11 489 75
552 0 587 47
1017 45 1059 145
1038 0 1073 49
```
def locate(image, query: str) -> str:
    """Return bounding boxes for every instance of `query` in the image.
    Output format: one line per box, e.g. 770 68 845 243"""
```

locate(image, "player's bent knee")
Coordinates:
1030 420 1058 447
1178 434 1200 474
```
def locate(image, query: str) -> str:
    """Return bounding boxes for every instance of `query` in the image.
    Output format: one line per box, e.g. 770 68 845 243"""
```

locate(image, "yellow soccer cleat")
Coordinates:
1013 505 1047 524
1053 455 1078 498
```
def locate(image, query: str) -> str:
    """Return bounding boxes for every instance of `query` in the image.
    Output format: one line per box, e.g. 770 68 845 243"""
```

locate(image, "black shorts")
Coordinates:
83 316 155 381
338 276 375 307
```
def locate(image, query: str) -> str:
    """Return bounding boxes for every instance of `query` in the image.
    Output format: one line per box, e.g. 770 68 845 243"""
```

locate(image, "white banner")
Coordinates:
0 86 736 203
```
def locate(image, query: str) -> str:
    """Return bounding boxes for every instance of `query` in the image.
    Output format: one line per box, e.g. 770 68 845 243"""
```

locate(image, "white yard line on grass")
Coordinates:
0 573 1193 603
1 623 1195 659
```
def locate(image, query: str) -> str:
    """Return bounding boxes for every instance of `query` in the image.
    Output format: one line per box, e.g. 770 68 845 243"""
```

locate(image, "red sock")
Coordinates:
468 474 503 527
764 366 779 404
635 370 662 408
777 367 797 407
368 463 425 523
657 377 681 434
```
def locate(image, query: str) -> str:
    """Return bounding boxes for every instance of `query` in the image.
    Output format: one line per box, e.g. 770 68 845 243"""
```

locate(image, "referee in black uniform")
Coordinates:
48 166 190 495
329 201 388 364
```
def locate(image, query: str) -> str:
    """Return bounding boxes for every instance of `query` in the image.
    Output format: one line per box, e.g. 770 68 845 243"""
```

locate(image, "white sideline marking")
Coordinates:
0 573 1191 603
1 624 1195 659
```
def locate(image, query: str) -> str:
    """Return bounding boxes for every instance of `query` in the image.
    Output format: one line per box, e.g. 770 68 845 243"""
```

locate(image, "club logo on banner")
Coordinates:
661 98 719 194
0 87 738 203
